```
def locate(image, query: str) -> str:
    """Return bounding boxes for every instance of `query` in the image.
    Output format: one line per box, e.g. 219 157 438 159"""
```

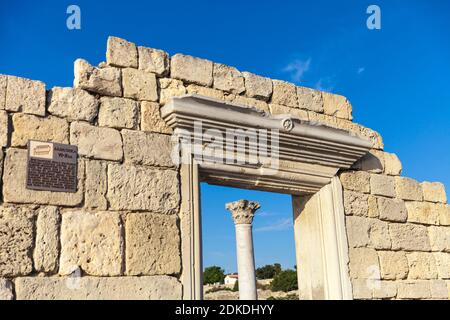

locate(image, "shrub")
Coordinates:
256 263 282 279
232 280 239 292
270 269 298 292
203 266 225 285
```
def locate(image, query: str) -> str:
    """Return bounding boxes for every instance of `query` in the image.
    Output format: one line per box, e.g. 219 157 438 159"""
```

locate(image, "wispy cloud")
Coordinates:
357 67 365 74
258 211 279 218
255 218 293 232
315 77 335 92
283 58 311 83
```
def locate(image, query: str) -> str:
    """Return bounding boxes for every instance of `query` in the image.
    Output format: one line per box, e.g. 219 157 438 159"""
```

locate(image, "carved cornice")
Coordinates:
226 200 260 225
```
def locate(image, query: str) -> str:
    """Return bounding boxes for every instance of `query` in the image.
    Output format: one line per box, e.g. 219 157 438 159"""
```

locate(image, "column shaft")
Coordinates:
235 224 257 300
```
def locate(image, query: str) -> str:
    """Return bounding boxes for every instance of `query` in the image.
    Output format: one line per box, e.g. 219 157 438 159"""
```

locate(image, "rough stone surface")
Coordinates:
5 75 46 116
433 253 450 279
271 80 297 108
0 279 14 300
378 251 408 280
122 68 158 101
406 252 438 280
352 150 384 174
0 206 34 277
138 46 169 76
15 276 181 300
171 54 213 86
397 281 431 299
348 248 379 279
373 281 397 299
0 110 8 147
368 195 379 218
340 171 370 193
106 36 138 68
74 59 122 97
107 164 180 213
369 219 392 250
34 206 60 273
422 182 447 203
430 280 449 299
296 86 324 113
351 279 372 300
439 204 450 226
122 130 174 167
396 177 423 201
141 101 172 134
269 104 308 120
231 95 270 113
11 113 69 147
186 84 225 100
70 121 123 161
384 152 402 176
126 213 181 275
213 63 245 94
377 197 407 222
47 87 99 122
389 223 431 252
346 216 370 248
85 160 108 210
60 211 123 276
98 97 138 129
406 201 439 225
242 72 272 101
322 92 352 120
159 78 186 105
370 174 395 198
343 191 368 216
428 226 450 252
0 75 6 110
2 148 84 206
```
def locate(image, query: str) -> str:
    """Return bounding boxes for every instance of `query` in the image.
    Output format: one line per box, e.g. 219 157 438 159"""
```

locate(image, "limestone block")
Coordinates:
0 74 6 110
348 247 379 279
406 201 439 225
428 226 450 252
0 110 8 147
138 46 169 76
422 182 447 203
433 252 450 279
11 113 69 147
47 87 99 122
0 150 3 181
15 276 181 300
122 68 158 101
0 206 34 277
33 206 60 273
171 54 213 86
107 164 180 213
59 211 123 276
296 86 324 113
389 223 431 252
106 36 138 68
384 152 402 176
98 97 138 129
370 174 395 198
351 279 372 299
242 72 272 101
439 204 450 226
268 104 308 120
0 279 14 300
368 195 379 218
369 219 391 250
395 177 423 201
141 101 172 134
85 160 108 210
122 129 174 167
126 213 181 275
322 92 352 120
230 95 270 113
70 121 123 161
378 251 408 280
159 78 186 105
373 281 397 299
213 63 245 94
430 280 449 299
340 171 370 193
352 150 384 174
377 197 407 222
2 148 84 206
5 75 46 116
345 216 370 248
186 84 225 100
397 281 431 299
406 252 438 279
74 59 122 97
271 80 297 108
343 191 369 216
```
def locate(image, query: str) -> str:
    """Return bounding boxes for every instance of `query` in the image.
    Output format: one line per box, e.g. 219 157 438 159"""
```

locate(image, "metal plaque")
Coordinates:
26 140 78 193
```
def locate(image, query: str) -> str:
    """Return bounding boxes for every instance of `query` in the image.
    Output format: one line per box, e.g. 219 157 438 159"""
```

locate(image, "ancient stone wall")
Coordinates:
0 36 448 299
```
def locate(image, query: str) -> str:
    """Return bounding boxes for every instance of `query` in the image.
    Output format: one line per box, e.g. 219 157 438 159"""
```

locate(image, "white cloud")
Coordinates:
357 67 365 74
283 58 311 83
255 218 293 232
315 77 335 92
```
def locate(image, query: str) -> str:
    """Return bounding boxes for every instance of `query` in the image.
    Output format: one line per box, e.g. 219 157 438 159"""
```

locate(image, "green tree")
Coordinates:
256 263 282 279
203 266 225 285
232 280 239 292
270 269 298 292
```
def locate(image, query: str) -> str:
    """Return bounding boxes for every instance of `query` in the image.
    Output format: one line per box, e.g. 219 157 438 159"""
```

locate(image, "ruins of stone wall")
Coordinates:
0 36 448 299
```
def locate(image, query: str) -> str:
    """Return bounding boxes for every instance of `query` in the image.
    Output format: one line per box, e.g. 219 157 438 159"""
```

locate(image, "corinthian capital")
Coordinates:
225 200 260 225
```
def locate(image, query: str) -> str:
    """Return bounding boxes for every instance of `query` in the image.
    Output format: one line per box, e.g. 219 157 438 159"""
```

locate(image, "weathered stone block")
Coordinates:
422 182 447 204
213 63 245 94
122 130 173 167
34 206 60 273
269 104 308 120
428 226 450 252
11 113 69 147
0 279 14 300
340 171 370 193
378 251 408 280
47 87 99 122
171 54 213 86
15 276 181 300
60 211 123 276
439 204 450 226
397 281 431 299
406 201 439 225
352 150 384 174
141 101 172 134
343 191 369 216
373 281 397 299
5 75 46 116
107 164 180 213
74 59 122 97
186 84 225 100
0 206 34 277
377 197 407 222
0 75 6 110
384 152 402 176
106 36 138 68
138 46 169 76
70 121 123 161
433 252 450 279
242 72 272 101
348 247 379 279
406 252 438 279
369 219 391 250
346 216 370 248
231 95 270 113
126 213 181 276
271 80 297 108
2 149 84 206
159 78 186 105
296 86 324 113
370 174 395 198
98 97 138 129
351 279 372 299
389 223 431 252
122 68 158 101
430 280 448 299
322 92 352 120
85 160 108 210
0 110 8 147
395 177 423 201
368 195 379 218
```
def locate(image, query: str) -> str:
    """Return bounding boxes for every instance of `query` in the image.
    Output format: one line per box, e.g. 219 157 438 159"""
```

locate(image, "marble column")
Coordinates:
225 200 260 300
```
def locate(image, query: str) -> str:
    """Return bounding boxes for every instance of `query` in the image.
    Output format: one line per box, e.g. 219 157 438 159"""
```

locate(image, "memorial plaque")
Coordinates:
26 140 78 193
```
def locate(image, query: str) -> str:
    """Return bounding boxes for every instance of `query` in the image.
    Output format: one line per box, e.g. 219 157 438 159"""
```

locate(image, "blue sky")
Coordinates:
1 1 449 272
